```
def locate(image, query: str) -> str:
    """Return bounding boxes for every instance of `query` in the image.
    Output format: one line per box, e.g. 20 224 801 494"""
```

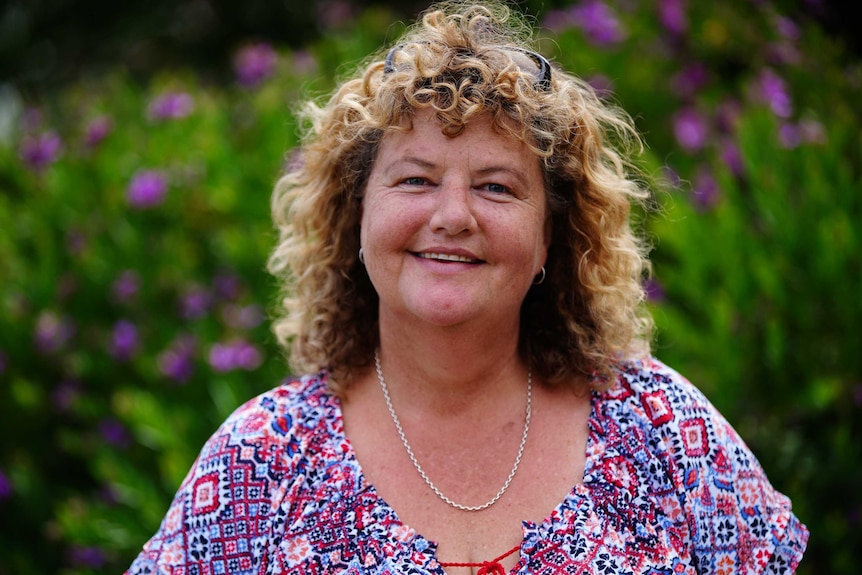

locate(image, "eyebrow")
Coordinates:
386 156 532 188
384 156 436 173
474 165 532 189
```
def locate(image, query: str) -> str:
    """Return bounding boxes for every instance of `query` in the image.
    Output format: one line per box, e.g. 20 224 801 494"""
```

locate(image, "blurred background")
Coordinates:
0 0 859 573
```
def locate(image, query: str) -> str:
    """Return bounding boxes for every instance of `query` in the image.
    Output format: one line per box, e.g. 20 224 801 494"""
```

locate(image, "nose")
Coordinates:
428 180 477 235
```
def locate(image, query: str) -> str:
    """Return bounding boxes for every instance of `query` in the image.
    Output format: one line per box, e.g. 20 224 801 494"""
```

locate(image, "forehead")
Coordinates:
377 108 536 164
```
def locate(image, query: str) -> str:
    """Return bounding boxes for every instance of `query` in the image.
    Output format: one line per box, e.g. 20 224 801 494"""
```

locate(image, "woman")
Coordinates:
128 2 808 573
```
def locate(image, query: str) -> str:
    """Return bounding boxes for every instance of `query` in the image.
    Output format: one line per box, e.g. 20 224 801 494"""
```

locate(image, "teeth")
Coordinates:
418 252 478 263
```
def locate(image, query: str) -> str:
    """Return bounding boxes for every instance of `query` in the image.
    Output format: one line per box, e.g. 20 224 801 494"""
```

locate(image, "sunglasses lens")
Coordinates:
496 47 551 90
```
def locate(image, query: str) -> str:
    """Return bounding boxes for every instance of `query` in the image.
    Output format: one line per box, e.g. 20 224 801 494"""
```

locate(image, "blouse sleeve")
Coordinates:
641 362 809 574
125 389 296 575
689 404 808 574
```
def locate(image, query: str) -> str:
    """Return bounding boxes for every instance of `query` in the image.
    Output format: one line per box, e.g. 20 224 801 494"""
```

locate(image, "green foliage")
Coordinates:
0 1 859 574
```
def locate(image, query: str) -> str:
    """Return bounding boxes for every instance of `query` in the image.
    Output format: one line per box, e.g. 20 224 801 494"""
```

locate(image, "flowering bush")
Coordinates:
541 3 861 574
0 2 859 574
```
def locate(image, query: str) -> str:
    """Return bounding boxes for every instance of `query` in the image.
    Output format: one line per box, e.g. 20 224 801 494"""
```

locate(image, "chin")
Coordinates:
398 297 479 327
410 308 475 327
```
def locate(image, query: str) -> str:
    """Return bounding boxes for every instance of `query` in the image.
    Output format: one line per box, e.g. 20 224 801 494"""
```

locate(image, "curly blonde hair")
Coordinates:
268 0 653 394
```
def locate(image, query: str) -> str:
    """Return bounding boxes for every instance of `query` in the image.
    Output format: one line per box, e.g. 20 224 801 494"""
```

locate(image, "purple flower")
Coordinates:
587 74 614 98
766 41 801 66
158 335 196 383
290 50 317 76
213 271 242 301
670 63 709 99
658 0 687 35
777 119 827 148
672 107 709 152
753 69 792 118
66 230 87 257
110 320 140 361
234 43 277 88
52 380 81 412
778 123 802 149
68 546 105 568
237 344 263 370
775 15 800 40
720 139 744 177
315 0 355 29
21 107 42 132
19 131 62 171
571 0 626 46
180 285 213 319
99 418 131 448
542 9 574 32
147 92 194 121
799 118 826 144
84 116 113 148
715 99 742 134
34 311 76 353
209 339 263 372
128 170 168 208
643 278 666 302
692 165 720 210
222 304 264 329
112 270 140 304
0 469 12 501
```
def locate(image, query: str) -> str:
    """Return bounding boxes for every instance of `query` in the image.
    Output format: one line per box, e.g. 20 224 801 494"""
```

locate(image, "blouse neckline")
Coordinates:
321 374 606 573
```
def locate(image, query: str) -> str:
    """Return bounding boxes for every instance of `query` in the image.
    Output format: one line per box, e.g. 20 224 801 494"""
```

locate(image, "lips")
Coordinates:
415 252 482 263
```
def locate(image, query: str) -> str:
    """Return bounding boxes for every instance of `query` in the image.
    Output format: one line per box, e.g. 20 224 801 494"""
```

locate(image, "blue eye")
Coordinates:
484 183 509 194
402 177 427 186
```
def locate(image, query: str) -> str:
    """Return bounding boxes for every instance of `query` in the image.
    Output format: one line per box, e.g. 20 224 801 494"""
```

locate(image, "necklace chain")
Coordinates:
374 349 532 512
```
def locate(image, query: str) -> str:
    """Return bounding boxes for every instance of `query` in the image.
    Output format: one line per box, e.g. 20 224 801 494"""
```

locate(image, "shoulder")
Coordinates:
597 357 760 475
227 370 336 428
126 371 342 574
605 356 710 412
595 358 809 573
208 371 339 460
594 357 721 443
168 371 338 494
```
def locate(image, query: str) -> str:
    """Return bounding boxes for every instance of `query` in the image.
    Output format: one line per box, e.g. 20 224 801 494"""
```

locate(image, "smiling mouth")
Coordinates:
415 252 482 263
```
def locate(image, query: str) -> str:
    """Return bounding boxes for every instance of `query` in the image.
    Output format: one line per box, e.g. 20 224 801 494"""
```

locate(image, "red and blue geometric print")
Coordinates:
127 358 808 574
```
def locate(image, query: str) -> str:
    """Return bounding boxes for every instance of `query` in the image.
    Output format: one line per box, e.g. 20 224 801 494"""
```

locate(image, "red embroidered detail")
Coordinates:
641 390 673 426
439 544 520 575
191 472 220 514
680 417 709 457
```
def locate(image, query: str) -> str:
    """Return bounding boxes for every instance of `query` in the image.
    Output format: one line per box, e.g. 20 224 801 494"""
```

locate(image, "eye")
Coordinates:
482 182 511 194
401 177 428 186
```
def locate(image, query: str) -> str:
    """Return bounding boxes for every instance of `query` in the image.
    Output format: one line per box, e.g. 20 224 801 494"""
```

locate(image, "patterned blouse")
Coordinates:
127 358 808 574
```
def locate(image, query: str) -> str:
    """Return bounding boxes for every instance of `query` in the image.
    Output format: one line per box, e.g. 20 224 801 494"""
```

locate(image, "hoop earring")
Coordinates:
359 248 365 264
533 267 546 285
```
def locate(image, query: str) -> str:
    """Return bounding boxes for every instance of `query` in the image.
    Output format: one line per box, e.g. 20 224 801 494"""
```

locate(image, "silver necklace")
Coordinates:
374 349 532 512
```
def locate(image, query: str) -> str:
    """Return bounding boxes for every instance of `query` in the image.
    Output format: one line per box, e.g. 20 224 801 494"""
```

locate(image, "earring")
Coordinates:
359 248 365 264
533 267 546 285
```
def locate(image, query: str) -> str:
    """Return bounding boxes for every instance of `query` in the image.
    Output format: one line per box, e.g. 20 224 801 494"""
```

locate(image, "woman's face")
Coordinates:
360 109 549 332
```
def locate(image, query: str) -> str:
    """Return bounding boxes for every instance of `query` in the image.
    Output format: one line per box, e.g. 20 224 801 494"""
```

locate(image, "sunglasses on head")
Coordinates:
384 42 552 91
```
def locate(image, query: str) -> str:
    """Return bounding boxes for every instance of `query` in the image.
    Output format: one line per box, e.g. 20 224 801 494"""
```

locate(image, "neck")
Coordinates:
376 312 527 414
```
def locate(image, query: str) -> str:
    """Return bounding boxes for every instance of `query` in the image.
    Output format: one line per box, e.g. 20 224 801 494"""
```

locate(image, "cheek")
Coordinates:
359 202 410 257
359 200 385 249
